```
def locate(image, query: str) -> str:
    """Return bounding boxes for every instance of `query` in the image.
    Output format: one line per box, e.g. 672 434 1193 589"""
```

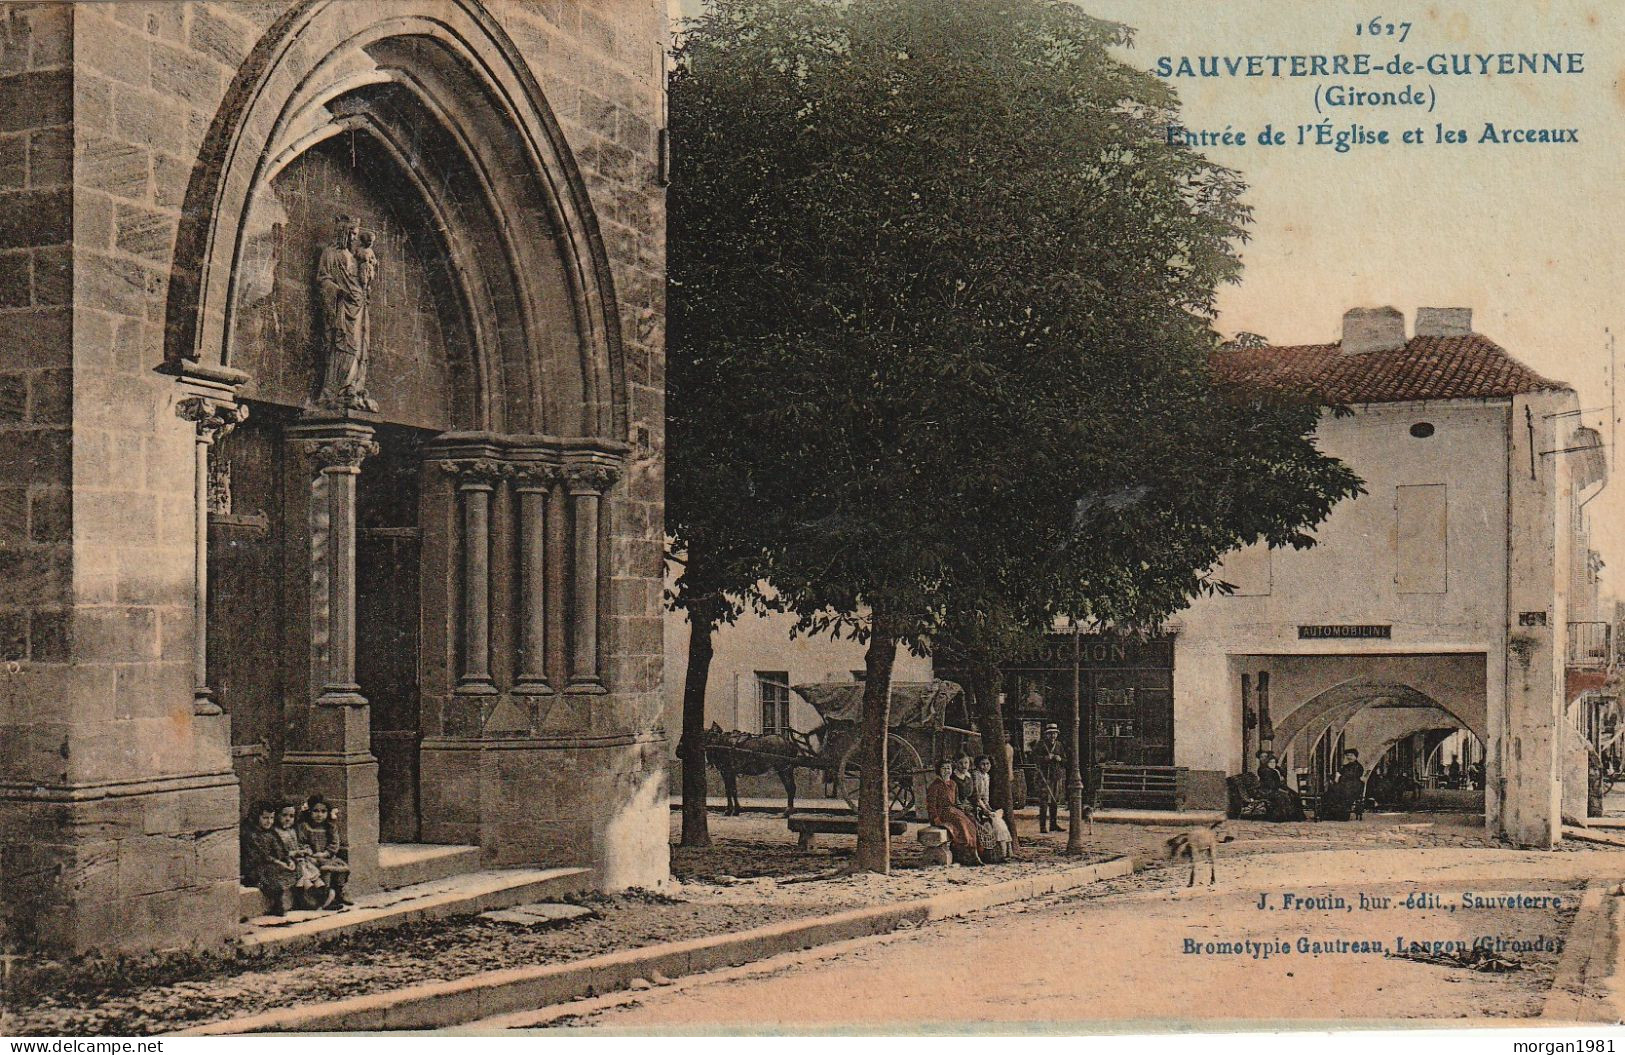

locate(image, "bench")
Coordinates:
787 814 908 849
1096 764 1189 811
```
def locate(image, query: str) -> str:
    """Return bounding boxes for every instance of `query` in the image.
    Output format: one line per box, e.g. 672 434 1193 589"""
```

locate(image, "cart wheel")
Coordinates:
837 734 925 816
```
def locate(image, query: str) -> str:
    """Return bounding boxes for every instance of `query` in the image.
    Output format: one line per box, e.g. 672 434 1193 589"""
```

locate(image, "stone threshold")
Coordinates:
240 866 593 956
239 842 487 920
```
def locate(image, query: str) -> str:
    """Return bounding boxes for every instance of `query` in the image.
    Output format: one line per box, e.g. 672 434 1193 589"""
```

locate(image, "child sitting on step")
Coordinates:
239 800 299 916
297 795 352 910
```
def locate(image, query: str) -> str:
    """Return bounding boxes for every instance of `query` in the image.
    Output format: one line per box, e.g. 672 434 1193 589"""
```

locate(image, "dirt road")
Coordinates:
489 846 1622 1032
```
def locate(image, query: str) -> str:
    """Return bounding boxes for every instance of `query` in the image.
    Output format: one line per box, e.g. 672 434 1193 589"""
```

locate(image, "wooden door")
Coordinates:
356 427 427 845
358 529 421 843
206 409 288 814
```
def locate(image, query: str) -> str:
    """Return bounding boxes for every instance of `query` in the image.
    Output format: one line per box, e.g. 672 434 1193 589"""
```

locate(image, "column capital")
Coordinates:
288 419 379 474
563 462 621 496
439 458 508 488
177 396 248 445
510 461 566 491
304 436 380 472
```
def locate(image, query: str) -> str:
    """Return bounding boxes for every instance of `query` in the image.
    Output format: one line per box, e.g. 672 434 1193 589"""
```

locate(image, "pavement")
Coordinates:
471 845 1625 1032
179 856 1136 1034
161 801 1625 1034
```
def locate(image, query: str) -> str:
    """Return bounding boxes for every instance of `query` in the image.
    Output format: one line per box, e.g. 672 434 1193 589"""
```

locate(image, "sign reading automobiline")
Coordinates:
1155 16 1585 153
1298 624 1391 640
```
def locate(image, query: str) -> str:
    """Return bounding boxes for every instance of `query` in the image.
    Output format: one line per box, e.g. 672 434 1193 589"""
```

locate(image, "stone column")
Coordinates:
305 430 378 706
175 395 247 716
443 459 503 696
512 464 561 696
282 419 380 891
565 463 619 692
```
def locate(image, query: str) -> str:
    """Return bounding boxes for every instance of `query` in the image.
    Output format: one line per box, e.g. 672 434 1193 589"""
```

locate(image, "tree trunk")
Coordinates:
678 602 717 848
854 615 901 874
967 658 1019 850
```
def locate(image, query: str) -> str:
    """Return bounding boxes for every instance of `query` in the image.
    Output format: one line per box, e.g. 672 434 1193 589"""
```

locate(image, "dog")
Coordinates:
1163 821 1233 887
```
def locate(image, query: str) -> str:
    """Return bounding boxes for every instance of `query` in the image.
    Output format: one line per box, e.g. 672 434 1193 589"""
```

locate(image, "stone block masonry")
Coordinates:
0 0 669 954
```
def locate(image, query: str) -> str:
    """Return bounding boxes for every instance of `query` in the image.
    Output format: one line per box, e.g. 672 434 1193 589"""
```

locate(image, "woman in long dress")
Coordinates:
954 755 1008 864
1257 752 1306 822
971 755 1014 861
1319 749 1366 821
925 760 982 865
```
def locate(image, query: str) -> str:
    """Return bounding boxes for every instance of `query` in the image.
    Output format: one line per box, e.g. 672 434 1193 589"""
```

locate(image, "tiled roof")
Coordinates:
1211 334 1569 404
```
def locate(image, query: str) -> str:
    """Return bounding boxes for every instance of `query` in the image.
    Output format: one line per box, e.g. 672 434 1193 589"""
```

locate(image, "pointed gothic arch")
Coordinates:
161 0 628 439
160 0 651 894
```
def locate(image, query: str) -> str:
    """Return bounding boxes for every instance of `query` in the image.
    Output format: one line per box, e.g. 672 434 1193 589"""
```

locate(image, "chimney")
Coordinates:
1340 307 1407 355
1414 307 1473 337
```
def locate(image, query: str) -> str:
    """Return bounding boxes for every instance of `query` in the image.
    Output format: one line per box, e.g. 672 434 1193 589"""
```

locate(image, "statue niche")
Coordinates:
313 214 380 414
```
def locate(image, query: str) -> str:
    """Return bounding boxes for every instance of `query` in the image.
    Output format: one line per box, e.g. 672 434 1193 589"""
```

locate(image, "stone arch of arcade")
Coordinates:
1276 678 1484 767
162 0 638 895
1345 707 1470 773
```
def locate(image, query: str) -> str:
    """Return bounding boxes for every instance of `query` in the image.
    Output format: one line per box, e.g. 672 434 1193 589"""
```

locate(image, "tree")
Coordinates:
668 0 1361 872
665 271 785 848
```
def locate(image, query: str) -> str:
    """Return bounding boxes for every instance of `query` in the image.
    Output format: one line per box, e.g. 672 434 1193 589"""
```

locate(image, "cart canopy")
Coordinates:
791 679 963 729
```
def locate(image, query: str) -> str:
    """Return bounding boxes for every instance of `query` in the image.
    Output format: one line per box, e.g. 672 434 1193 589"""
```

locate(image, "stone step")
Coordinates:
240 866 593 956
379 843 483 890
238 843 486 919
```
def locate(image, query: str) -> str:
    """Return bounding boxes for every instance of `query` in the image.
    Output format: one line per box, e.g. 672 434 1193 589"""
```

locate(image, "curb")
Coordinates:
175 855 1135 1035
1093 810 1227 828
1563 826 1625 850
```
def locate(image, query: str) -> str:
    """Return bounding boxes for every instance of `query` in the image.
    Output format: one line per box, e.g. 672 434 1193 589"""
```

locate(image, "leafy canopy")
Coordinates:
668 0 1362 648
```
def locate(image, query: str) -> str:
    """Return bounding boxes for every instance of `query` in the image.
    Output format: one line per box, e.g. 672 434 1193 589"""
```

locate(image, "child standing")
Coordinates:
298 795 352 910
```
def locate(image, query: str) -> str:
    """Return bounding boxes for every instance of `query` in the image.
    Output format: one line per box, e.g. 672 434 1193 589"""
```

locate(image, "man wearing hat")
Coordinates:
1032 723 1067 833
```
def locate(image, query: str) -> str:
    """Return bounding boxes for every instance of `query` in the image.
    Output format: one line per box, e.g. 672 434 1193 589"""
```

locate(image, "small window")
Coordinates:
1409 422 1435 438
757 671 790 736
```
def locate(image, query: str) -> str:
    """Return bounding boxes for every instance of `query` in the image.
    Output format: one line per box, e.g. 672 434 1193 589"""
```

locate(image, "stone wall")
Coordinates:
0 0 669 953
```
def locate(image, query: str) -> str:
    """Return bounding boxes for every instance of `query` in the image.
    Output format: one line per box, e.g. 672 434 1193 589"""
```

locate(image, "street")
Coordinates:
470 840 1623 1032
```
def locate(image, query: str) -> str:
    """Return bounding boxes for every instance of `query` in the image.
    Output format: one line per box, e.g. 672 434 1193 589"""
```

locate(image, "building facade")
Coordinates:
1174 306 1602 846
0 0 669 952
663 605 933 797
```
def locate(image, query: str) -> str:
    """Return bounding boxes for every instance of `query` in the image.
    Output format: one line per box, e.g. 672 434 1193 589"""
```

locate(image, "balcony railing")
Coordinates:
1567 621 1612 670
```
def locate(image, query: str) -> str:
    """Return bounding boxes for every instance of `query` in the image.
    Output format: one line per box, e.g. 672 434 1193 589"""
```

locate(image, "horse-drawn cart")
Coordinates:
793 679 977 814
703 679 977 818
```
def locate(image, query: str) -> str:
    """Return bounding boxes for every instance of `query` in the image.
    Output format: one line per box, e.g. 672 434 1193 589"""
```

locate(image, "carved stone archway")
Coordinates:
165 0 642 896
163 0 628 440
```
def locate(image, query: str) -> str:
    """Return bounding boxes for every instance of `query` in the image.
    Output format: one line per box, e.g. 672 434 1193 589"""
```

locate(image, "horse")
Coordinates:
703 723 804 816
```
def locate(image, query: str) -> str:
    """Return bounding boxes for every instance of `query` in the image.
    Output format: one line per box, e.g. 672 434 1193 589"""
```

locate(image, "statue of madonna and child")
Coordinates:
312 214 381 414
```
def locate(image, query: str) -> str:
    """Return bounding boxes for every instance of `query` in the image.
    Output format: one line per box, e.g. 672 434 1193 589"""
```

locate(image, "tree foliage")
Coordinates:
668 0 1363 868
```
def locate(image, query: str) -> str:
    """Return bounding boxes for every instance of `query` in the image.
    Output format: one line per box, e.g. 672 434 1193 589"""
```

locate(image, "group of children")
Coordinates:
239 795 353 915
